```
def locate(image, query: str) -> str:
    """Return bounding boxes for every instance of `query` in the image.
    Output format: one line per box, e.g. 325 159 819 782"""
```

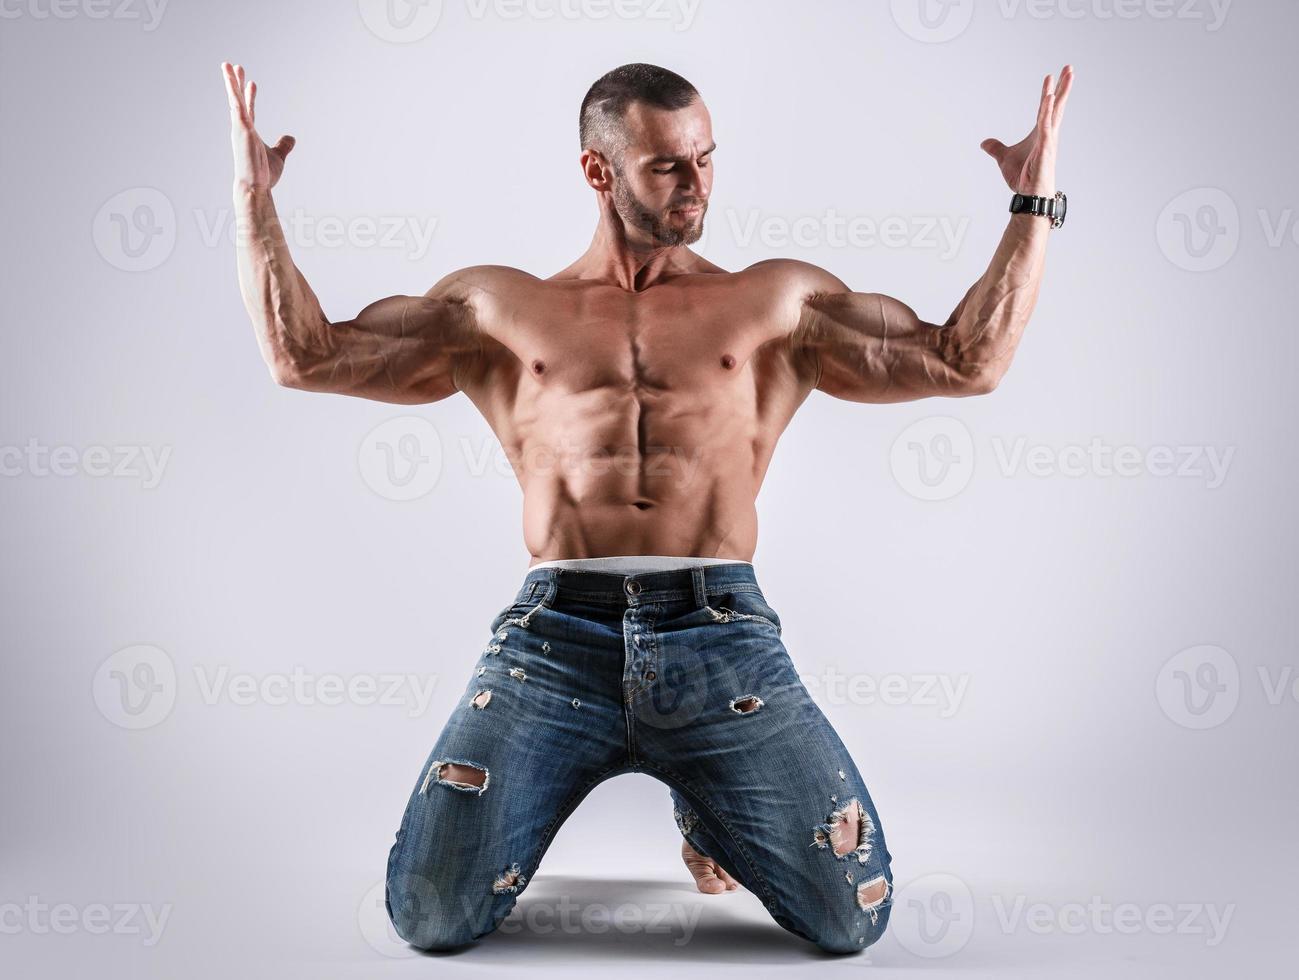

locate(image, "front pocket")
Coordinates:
704 591 783 635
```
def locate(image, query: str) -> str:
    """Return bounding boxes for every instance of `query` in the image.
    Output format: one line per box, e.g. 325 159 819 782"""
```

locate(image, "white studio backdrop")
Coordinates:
1 1 1296 977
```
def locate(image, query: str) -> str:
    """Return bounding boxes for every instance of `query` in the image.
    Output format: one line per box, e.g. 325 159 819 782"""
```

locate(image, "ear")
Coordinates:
581 149 614 192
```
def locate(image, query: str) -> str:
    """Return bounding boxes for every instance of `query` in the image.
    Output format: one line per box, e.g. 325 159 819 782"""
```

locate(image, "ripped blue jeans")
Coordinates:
385 561 893 954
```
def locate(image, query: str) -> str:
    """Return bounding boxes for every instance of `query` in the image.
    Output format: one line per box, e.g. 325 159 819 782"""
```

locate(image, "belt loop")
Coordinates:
691 566 709 610
536 569 558 608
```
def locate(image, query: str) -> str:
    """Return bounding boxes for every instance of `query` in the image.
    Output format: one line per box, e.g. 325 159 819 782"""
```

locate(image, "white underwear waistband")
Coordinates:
528 555 752 576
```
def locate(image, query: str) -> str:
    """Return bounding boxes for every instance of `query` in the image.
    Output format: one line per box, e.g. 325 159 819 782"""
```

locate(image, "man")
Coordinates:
220 59 1072 955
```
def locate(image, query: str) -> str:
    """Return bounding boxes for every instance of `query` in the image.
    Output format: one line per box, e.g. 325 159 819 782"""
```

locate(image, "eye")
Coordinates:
652 166 673 175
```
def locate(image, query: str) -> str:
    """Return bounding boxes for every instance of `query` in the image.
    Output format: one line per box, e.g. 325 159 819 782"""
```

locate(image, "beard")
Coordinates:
612 178 707 247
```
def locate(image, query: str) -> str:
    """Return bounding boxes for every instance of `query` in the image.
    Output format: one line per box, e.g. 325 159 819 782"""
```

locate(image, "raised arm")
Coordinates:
783 66 1074 403
221 62 480 404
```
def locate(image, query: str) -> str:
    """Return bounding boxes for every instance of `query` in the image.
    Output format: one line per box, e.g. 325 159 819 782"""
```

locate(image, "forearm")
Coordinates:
233 183 330 383
942 212 1051 388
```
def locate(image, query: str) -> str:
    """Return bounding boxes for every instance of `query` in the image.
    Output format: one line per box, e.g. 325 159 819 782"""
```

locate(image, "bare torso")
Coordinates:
448 256 818 566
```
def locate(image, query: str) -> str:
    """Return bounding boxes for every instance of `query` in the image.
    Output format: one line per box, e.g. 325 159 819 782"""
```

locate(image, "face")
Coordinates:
607 99 715 247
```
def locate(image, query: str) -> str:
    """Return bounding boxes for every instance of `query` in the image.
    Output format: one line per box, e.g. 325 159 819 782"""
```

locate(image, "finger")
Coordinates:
222 62 246 123
1051 64 1074 129
1036 73 1055 137
693 869 728 894
247 79 256 126
980 137 1006 161
272 134 295 157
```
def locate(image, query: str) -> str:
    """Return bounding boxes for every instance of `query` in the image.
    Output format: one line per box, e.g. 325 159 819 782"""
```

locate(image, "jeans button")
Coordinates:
625 580 641 595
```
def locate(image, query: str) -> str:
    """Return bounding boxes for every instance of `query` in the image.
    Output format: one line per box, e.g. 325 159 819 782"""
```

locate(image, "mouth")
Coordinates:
670 204 704 218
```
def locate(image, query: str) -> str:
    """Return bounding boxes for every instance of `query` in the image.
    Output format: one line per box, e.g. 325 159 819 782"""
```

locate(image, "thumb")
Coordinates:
273 134 296 156
980 138 1006 161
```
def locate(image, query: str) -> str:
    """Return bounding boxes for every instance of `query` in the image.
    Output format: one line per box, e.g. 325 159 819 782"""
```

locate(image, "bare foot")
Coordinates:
681 838 739 894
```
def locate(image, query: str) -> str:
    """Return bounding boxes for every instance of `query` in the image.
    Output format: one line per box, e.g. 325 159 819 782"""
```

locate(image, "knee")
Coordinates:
386 872 482 952
808 878 894 955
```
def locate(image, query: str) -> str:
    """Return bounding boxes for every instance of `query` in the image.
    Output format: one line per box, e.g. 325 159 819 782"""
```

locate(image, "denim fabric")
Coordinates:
385 562 893 954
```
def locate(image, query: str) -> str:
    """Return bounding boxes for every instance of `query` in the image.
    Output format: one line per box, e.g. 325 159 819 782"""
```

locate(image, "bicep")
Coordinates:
799 290 970 403
285 293 480 404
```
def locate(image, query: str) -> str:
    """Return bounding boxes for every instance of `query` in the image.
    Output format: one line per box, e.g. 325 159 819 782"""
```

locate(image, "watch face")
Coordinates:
1054 191 1067 227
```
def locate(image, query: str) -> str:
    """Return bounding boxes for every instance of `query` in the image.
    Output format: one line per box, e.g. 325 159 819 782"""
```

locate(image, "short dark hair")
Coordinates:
579 63 700 162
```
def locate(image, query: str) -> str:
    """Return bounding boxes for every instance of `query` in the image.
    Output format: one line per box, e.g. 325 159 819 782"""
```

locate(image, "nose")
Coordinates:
679 161 709 200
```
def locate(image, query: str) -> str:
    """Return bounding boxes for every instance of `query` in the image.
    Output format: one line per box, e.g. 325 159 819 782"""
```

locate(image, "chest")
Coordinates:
494 283 781 394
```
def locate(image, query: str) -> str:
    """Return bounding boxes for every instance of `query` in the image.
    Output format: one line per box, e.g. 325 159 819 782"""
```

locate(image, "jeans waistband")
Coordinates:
512 560 765 609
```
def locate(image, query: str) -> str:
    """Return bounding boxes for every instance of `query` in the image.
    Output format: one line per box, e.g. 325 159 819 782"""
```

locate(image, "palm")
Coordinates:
221 62 294 191
981 65 1074 197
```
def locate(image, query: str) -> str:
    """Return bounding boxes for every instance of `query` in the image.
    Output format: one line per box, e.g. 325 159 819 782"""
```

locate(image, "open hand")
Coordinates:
221 61 295 192
981 65 1074 197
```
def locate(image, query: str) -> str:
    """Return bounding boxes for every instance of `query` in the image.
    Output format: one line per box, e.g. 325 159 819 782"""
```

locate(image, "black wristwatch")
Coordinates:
1009 190 1067 229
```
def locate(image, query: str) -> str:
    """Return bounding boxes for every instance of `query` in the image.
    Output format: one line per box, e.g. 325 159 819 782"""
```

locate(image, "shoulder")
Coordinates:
739 258 850 303
425 264 538 298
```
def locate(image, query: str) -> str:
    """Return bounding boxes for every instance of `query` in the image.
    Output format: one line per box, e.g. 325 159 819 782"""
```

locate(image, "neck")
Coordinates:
566 192 699 291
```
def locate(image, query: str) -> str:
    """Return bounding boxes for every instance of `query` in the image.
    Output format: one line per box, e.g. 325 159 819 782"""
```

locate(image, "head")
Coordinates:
579 63 714 248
